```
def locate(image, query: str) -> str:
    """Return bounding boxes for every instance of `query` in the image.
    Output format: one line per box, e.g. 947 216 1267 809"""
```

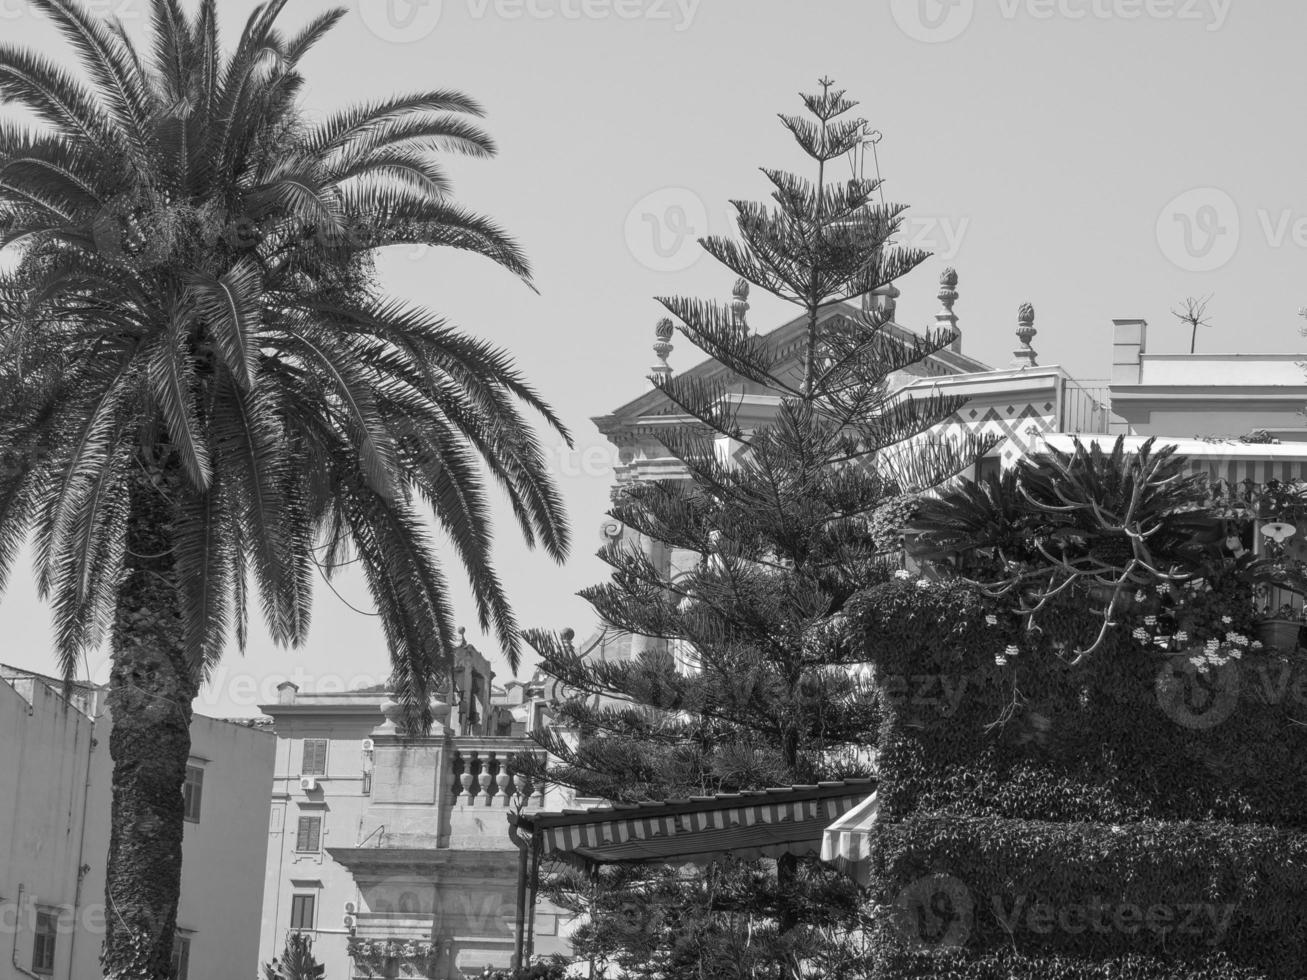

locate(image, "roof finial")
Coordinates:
457 626 467 646
730 278 750 335
1012 302 1038 368
651 318 674 380
936 267 960 352
864 282 900 321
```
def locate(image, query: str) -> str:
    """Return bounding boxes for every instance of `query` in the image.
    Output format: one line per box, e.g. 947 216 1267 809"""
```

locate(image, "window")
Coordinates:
290 894 316 931
182 765 204 822
295 815 322 852
32 908 57 975
170 932 191 980
301 739 328 776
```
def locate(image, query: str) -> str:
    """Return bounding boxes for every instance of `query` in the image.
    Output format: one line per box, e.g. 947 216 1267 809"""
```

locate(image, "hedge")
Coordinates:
850 575 1307 978
866 815 1307 977
870 949 1271 980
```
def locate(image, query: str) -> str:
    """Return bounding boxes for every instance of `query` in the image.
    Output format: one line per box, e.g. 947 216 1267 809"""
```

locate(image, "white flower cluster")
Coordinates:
1187 632 1257 674
995 643 1020 666
894 569 912 580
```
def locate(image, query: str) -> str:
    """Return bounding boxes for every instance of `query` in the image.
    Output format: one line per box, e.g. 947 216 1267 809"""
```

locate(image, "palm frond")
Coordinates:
146 319 212 490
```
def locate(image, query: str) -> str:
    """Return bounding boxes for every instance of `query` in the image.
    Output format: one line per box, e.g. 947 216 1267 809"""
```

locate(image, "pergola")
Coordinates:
506 778 876 966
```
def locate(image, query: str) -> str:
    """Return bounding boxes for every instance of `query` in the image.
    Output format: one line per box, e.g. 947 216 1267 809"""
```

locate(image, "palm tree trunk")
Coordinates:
101 462 195 980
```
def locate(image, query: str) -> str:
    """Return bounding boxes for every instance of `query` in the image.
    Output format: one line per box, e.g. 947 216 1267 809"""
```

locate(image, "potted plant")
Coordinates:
1235 480 1307 650
1255 602 1303 652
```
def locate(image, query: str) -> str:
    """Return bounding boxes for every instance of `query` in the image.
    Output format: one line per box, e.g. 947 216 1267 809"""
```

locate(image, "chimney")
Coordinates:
276 680 299 705
1112 318 1148 385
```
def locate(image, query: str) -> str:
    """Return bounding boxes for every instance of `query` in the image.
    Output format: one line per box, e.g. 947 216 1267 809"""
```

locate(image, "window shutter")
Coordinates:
291 894 316 930
301 740 327 775
296 816 321 851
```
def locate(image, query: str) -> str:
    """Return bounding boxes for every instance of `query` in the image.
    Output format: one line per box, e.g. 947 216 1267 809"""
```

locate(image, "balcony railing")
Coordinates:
448 736 546 809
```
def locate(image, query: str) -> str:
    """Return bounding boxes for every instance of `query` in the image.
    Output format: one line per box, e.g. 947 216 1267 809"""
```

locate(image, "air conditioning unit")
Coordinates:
342 914 355 930
361 739 374 753
344 901 356 915
299 776 318 792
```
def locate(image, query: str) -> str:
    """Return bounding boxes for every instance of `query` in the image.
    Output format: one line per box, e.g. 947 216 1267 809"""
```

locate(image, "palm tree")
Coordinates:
0 1 570 976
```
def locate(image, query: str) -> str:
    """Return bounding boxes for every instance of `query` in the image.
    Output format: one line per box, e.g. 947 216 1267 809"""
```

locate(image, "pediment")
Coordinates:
593 301 991 444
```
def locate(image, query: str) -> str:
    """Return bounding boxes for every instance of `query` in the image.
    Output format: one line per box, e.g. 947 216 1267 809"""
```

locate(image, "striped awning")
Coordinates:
509 779 876 868
819 790 879 886
1040 434 1307 489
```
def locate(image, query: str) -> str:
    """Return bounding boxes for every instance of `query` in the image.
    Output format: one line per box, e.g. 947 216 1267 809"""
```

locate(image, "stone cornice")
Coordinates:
326 847 522 877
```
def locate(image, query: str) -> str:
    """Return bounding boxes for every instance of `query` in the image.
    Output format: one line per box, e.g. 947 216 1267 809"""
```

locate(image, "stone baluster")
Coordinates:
451 751 465 800
496 772 511 806
471 751 485 803
462 752 478 804
513 773 532 805
477 769 492 805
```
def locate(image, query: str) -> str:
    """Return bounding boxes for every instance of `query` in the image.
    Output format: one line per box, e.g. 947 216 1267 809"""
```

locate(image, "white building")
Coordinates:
256 637 574 980
0 665 274 980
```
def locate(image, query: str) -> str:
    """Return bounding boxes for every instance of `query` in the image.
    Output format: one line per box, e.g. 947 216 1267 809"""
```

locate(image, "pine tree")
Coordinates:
521 79 993 976
263 933 325 980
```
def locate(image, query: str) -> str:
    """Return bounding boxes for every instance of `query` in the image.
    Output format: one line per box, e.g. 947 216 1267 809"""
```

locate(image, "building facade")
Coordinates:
584 273 1114 663
0 666 274 980
585 270 1307 654
257 639 574 980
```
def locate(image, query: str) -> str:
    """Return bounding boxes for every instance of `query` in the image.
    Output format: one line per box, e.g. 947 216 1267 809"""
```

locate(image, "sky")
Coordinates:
2 0 1306 716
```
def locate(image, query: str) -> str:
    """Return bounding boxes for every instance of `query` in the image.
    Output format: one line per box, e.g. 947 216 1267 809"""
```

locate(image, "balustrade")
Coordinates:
448 740 545 808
